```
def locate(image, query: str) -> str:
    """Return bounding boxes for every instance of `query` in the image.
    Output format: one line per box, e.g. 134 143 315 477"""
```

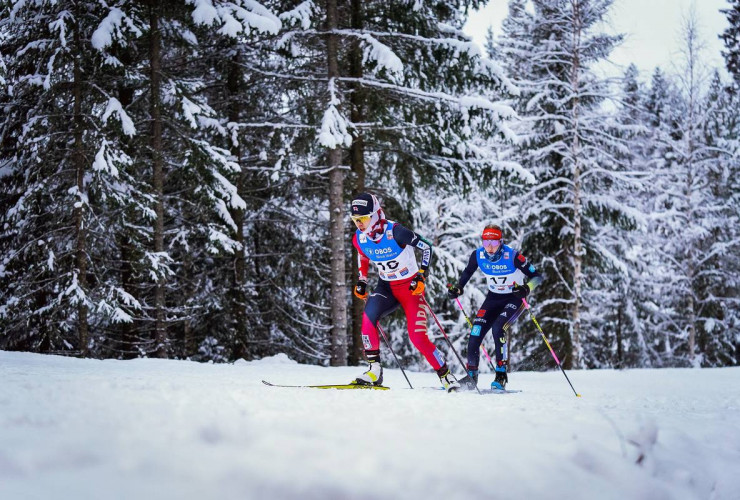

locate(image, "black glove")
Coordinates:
409 272 426 296
354 280 368 300
447 283 463 299
512 283 530 299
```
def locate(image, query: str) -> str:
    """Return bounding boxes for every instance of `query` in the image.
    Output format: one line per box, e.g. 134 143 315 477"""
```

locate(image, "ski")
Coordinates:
427 386 522 394
261 380 390 390
481 388 522 394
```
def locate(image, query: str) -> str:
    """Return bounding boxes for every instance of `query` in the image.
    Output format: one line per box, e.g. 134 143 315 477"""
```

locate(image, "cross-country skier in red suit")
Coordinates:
350 193 461 392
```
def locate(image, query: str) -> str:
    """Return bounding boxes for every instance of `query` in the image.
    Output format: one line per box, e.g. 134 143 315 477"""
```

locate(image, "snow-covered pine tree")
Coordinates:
642 11 738 367
184 2 333 363
696 70 740 366
162 1 311 363
495 0 636 369
720 0 740 86
719 0 740 365
87 1 260 359
582 63 653 368
0 0 149 355
636 67 688 366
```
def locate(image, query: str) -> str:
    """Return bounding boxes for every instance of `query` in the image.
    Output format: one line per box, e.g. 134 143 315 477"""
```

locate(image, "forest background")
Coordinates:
1 0 738 372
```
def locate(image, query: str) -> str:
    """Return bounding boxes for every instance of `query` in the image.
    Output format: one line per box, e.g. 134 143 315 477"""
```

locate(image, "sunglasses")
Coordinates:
351 214 372 224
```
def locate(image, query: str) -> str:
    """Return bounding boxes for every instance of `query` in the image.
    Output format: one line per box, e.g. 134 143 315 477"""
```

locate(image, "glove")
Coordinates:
447 283 462 299
512 283 530 299
409 272 426 296
354 280 368 300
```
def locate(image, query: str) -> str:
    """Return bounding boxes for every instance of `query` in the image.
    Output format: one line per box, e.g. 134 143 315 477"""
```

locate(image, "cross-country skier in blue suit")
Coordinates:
447 224 542 390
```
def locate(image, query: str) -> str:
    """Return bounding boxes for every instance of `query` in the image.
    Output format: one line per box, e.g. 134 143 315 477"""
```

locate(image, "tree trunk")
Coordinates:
685 33 697 364
686 161 697 363
116 45 138 359
227 47 248 360
569 0 583 369
149 2 167 358
616 287 624 368
72 11 89 357
348 0 365 366
327 0 347 366
119 236 136 357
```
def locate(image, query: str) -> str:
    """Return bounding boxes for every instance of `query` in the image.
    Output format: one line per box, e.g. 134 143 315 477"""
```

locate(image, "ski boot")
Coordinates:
457 366 478 391
354 360 383 386
491 362 508 390
437 365 461 393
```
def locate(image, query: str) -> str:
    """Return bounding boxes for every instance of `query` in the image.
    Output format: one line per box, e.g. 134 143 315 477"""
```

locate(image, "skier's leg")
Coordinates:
356 280 399 385
490 298 519 389
466 293 500 379
360 280 398 351
492 299 521 364
393 282 445 371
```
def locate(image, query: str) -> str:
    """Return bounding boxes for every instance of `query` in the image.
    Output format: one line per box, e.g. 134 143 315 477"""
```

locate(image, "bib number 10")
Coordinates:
376 260 400 272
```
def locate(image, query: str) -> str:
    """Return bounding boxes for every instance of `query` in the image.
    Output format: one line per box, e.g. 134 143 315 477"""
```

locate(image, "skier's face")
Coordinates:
482 238 501 255
352 214 372 231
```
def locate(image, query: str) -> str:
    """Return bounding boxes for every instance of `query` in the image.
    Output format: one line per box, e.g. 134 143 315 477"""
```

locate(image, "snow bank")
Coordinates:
1 351 738 500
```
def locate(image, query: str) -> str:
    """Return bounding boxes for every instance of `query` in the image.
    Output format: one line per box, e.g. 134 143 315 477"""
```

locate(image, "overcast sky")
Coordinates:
463 0 732 80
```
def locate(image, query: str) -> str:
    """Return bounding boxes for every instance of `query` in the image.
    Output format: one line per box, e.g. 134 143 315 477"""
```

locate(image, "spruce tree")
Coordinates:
0 0 147 355
496 0 634 369
720 0 740 85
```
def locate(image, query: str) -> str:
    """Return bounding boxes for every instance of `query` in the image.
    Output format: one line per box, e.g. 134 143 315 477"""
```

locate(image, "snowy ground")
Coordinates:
1 351 739 500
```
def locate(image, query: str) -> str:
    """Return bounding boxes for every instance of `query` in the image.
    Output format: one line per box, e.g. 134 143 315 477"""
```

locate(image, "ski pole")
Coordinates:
522 298 581 397
422 297 481 394
376 322 414 389
453 296 496 372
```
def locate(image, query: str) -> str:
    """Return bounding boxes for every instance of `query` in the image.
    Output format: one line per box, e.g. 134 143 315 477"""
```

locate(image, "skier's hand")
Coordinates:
512 283 530 299
354 280 369 300
447 283 462 299
409 272 426 296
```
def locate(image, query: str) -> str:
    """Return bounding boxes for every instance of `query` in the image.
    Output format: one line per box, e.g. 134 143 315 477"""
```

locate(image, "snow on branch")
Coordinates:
91 7 142 50
340 76 515 117
187 0 281 37
212 171 247 211
208 224 242 254
97 287 142 324
92 140 118 177
357 34 403 81
48 10 72 48
101 98 136 136
295 28 483 61
279 1 315 30
180 96 202 129
62 271 92 307
586 195 648 230
477 59 520 96
318 78 352 149
145 252 175 282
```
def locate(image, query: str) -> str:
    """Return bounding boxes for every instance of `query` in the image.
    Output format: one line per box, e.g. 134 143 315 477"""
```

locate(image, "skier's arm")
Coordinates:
352 233 370 281
392 224 433 274
514 251 543 292
456 250 479 289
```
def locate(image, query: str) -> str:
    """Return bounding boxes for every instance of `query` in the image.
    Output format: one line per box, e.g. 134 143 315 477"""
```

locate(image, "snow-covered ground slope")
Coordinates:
1 351 738 500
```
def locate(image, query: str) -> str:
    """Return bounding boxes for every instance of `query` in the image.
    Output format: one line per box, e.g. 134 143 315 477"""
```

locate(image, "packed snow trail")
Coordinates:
1 351 739 500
